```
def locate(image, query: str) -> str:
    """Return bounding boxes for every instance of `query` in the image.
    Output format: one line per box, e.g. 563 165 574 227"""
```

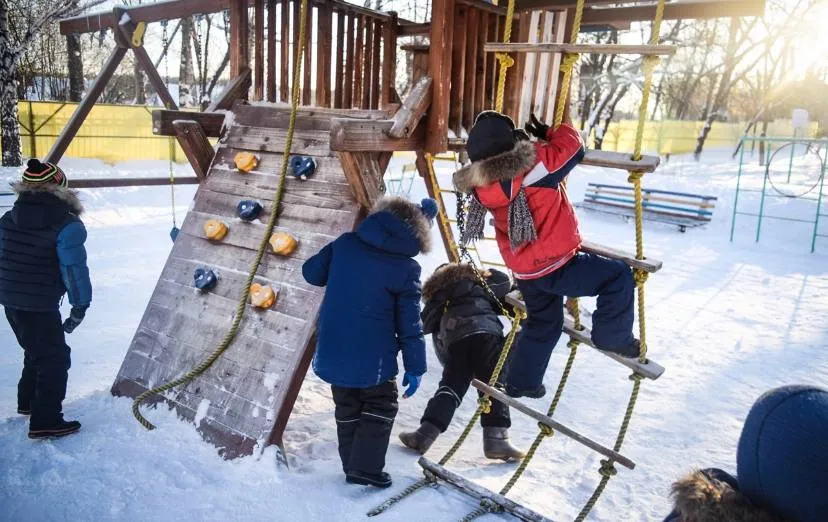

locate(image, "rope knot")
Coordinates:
567 338 581 351
495 52 515 69
478 396 492 414
538 422 554 437
599 459 618 478
561 52 580 72
627 170 644 183
633 268 649 286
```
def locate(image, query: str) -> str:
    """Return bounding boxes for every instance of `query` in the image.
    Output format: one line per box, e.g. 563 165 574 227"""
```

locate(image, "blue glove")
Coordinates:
401 372 422 398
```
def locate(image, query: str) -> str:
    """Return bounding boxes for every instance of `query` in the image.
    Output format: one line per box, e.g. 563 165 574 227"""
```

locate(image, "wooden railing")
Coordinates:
229 0 398 111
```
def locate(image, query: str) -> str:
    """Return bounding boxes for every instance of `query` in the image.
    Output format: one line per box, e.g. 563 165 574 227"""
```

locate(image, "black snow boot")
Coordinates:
399 421 441 454
29 418 81 440
346 470 393 488
505 383 546 399
483 427 524 461
596 338 641 358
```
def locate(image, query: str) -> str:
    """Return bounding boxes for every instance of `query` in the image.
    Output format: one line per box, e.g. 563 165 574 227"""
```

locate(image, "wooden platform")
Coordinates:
483 42 676 56
111 103 376 458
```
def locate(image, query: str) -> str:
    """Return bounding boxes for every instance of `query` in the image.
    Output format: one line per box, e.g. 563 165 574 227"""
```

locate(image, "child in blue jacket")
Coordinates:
0 160 91 439
302 196 437 488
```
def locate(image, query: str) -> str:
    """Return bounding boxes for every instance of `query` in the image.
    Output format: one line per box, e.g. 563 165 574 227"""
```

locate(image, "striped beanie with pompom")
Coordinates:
22 159 68 187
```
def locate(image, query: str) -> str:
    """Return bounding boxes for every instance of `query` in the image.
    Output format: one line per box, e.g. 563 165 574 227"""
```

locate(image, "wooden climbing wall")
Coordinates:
112 103 383 458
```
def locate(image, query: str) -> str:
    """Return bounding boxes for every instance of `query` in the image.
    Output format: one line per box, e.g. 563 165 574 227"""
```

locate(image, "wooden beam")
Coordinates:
330 117 425 151
581 149 660 173
206 68 252 111
381 12 398 108
69 176 200 189
302 4 313 106
44 46 128 164
472 380 636 469
172 120 215 180
362 18 374 110
334 12 345 108
370 18 382 110
581 240 662 273
448 6 466 136
280 0 290 102
354 15 365 109
254 0 265 101
484 42 676 56
344 14 355 108
153 110 226 137
338 152 384 209
581 0 766 24
462 7 479 131
316 2 333 107
456 0 507 15
230 0 250 78
397 22 429 36
426 0 455 153
266 0 277 102
474 11 488 118
388 76 432 139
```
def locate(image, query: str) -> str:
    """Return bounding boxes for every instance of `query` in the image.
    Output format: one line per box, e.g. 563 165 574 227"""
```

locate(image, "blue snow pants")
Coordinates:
506 252 635 391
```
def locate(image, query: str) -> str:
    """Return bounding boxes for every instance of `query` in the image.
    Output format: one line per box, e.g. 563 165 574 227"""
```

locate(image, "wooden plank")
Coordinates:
334 12 345 108
388 76 432 138
266 0 277 102
582 149 660 173
474 11 488 118
173 120 215 180
330 118 425 152
448 6 466 136
338 152 383 209
505 291 665 380
381 12 398 108
254 0 265 100
532 12 555 118
302 4 313 106
69 176 200 189
456 0 507 15
230 0 250 78
543 10 567 123
484 15 498 107
397 22 429 37
61 0 233 35
153 110 225 137
472 380 636 469
353 15 365 109
344 14 355 108
503 13 529 120
370 18 382 110
425 0 455 153
462 7 479 132
206 68 252 111
44 46 128 164
362 18 374 110
280 0 290 102
580 1 767 24
315 2 333 107
419 458 554 522
224 125 333 156
232 101 391 124
484 43 676 56
293 0 301 97
517 11 540 126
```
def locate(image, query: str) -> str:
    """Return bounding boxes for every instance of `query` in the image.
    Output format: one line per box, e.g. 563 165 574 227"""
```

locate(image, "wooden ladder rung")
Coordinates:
484 43 676 56
505 291 665 381
418 457 555 522
580 240 663 273
472 380 636 469
582 150 660 173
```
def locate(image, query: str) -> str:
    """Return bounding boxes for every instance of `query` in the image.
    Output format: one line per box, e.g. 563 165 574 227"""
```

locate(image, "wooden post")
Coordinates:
462 7 479 131
254 0 265 100
280 0 290 102
388 76 432 138
503 13 528 120
206 68 252 112
354 16 365 109
230 0 250 79
474 11 488 117
339 151 383 210
344 14 355 108
45 45 128 164
266 0 277 102
334 11 345 108
425 0 456 153
370 19 381 110
315 2 333 107
302 4 313 106
381 12 398 108
362 19 374 110
448 6 466 136
172 120 215 180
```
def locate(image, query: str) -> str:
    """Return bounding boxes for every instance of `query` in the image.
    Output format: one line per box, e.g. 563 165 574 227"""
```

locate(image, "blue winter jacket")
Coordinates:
0 183 92 312
302 198 429 389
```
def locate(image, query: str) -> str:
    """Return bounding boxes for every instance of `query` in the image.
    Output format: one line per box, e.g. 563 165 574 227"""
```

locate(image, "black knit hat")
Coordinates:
467 111 517 162
22 159 68 187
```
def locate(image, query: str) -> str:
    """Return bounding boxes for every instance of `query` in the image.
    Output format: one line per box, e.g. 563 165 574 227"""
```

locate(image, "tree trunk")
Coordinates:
179 16 195 107
594 84 629 151
133 58 146 104
0 1 22 166
66 33 84 102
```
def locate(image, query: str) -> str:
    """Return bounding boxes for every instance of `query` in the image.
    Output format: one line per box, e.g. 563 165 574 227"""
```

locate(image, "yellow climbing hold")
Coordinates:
250 283 277 309
234 151 258 173
269 231 298 256
203 219 229 241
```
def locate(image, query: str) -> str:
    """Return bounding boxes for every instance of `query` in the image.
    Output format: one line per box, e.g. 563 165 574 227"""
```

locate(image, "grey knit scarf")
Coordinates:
460 188 537 252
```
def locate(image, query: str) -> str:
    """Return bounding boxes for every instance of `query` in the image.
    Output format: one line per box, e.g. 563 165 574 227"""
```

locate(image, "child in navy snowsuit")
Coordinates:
663 385 828 522
453 111 638 398
0 160 91 439
399 263 523 461
302 196 436 488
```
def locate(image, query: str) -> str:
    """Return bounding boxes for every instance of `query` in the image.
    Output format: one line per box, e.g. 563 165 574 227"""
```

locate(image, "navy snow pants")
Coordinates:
506 253 635 391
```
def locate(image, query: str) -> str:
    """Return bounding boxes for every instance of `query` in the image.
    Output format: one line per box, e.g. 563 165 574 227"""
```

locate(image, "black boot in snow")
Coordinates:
505 384 546 399
345 470 393 488
595 338 641 358
398 422 441 454
28 419 81 440
483 427 525 461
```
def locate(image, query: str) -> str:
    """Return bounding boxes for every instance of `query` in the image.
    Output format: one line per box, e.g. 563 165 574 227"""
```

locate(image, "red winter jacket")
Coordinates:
453 124 585 280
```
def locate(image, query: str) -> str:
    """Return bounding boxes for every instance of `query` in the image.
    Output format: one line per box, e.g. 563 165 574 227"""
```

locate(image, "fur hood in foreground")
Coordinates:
421 263 478 301
368 196 431 254
10 181 84 215
669 471 787 522
453 140 537 194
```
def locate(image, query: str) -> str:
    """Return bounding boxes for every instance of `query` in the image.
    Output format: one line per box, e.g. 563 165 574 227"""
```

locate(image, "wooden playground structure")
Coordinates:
50 0 766 519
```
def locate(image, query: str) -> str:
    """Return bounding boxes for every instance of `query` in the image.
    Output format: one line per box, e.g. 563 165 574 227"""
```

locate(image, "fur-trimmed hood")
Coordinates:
669 471 786 522
453 141 537 194
11 181 84 215
357 196 431 256
422 263 478 301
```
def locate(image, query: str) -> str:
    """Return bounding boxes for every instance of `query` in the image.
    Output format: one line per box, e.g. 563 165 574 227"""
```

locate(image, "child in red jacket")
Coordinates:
453 111 639 398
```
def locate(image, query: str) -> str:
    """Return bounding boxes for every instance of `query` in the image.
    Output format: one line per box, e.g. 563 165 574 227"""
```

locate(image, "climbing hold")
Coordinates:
193 268 218 292
234 151 259 173
289 155 316 180
250 283 277 309
204 219 229 241
170 226 180 242
237 200 264 222
269 231 298 256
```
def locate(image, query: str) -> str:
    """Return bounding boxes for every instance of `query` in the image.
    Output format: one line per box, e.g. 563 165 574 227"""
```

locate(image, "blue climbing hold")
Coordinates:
193 268 218 291
170 226 180 242
289 155 316 180
237 199 264 222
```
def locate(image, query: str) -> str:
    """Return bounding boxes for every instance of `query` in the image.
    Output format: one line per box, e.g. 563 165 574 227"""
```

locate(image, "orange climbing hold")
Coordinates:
250 283 277 309
203 219 229 241
234 151 259 173
269 231 298 256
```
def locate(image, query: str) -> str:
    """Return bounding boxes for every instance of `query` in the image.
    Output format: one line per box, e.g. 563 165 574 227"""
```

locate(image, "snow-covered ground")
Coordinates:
1 148 826 522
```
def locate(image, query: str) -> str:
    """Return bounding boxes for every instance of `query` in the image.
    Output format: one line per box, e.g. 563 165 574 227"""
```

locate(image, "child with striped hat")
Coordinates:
0 159 92 439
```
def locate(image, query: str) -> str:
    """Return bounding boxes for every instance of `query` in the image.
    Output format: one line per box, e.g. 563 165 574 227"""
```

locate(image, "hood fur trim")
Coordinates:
422 263 479 301
453 141 537 194
371 196 431 253
671 471 786 522
11 181 84 215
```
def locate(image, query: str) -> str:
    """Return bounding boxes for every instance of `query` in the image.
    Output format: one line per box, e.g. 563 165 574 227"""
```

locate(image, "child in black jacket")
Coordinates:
399 263 524 461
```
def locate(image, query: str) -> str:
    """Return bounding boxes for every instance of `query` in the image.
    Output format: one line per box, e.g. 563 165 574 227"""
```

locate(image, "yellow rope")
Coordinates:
424 152 460 263
131 0 310 430
493 0 516 113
